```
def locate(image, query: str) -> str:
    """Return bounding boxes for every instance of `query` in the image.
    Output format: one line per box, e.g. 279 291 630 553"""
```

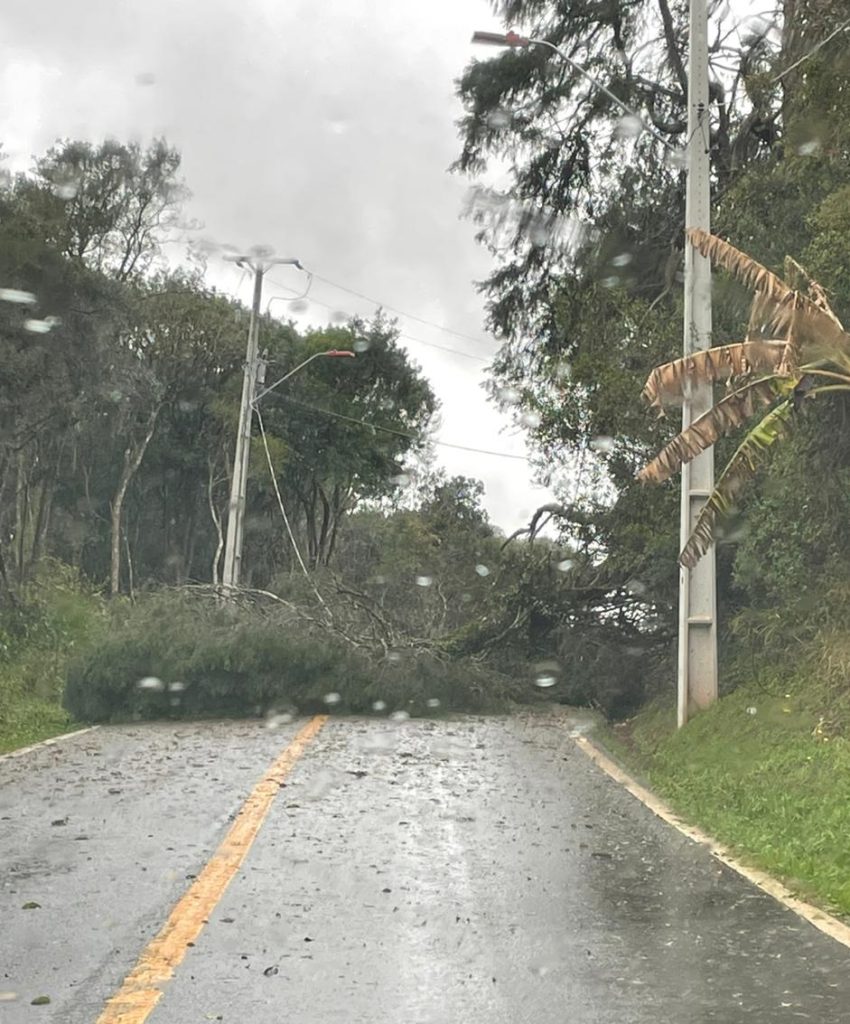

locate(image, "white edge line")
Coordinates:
0 725 99 763
574 733 850 951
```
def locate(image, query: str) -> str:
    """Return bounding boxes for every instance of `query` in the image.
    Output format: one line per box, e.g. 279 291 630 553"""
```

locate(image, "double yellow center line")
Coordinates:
96 715 327 1024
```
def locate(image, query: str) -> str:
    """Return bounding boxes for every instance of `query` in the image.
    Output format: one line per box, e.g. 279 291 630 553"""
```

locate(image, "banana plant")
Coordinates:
638 229 850 569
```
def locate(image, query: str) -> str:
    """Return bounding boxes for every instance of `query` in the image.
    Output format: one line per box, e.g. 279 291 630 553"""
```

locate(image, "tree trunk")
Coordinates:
110 407 161 596
207 456 225 586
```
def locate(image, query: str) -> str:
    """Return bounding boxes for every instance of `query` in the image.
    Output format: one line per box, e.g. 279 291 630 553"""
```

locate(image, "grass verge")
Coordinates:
0 562 104 755
597 672 850 918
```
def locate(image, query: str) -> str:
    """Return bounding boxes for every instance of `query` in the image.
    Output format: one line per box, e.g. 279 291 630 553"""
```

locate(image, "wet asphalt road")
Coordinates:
2 713 850 1023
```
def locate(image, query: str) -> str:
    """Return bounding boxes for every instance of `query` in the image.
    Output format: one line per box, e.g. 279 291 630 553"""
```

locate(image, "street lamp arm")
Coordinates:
252 350 355 405
471 30 673 151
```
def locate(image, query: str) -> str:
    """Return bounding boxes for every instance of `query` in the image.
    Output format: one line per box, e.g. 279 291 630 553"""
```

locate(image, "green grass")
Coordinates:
0 562 103 755
0 700 77 755
599 673 850 918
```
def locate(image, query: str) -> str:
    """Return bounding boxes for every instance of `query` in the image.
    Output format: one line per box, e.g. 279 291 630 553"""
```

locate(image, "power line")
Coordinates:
277 394 530 461
772 16 850 83
264 277 491 362
300 269 491 347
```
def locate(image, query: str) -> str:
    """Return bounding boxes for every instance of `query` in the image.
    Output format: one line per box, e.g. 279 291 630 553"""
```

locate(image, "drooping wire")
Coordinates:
253 404 329 611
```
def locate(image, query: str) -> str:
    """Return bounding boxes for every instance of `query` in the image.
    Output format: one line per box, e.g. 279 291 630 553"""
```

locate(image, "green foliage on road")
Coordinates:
603 660 850 917
63 591 530 723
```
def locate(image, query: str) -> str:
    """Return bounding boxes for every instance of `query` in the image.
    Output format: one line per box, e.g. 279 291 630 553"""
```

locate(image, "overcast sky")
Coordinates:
0 0 559 531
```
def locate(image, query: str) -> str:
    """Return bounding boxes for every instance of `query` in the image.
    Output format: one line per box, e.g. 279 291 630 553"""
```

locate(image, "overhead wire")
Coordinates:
264 276 491 363
276 394 530 461
253 404 329 609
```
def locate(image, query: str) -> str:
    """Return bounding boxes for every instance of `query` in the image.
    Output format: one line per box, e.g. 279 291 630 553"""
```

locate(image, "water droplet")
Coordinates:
615 114 644 139
249 244 275 259
557 559 573 572
460 592 473 603
372 700 387 712
373 574 386 585
626 578 647 596
0 288 36 305
520 410 542 428
135 71 156 86
535 674 558 689
485 108 511 130
353 337 371 353
24 317 59 334
590 436 615 453
555 360 572 381
612 252 633 267
390 710 410 722
746 706 757 716
497 386 521 406
600 276 620 289
474 564 490 577
265 710 294 729
797 139 821 156
137 676 164 691
415 575 433 588
330 309 349 324
289 299 309 314
169 696 181 707
426 698 441 709
323 692 342 706
386 650 402 663
666 148 687 170
53 176 81 200
391 472 411 487
168 681 186 692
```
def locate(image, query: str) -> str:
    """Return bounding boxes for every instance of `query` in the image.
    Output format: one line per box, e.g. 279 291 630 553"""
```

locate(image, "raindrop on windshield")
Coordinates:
323 692 342 706
24 317 60 334
372 700 387 712
557 559 573 572
135 71 156 86
137 676 164 691
168 681 186 692
665 148 687 170
474 564 490 577
534 674 558 689
426 698 441 709
390 710 410 722
0 288 37 305
746 706 757 716
590 436 614 453
353 337 371 353
612 252 633 267
626 578 647 596
330 309 349 324
391 472 411 487
265 710 295 729
615 114 644 139
497 386 521 406
53 176 81 200
415 575 433 588
520 410 542 428
387 650 402 663
289 299 309 313
798 139 821 156
485 108 511 130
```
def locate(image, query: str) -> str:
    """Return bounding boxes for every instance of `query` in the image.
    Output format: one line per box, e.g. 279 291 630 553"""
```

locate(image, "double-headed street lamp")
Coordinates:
473 3 716 726
220 248 354 593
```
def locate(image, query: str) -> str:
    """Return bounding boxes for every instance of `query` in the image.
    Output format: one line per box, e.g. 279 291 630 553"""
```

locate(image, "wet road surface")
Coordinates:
2 712 849 1022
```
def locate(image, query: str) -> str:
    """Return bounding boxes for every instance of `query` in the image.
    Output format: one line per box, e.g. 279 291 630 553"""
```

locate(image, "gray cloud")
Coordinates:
0 0 555 530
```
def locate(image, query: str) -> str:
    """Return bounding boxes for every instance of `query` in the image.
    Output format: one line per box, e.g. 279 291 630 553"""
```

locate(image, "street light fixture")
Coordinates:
470 30 674 149
472 10 717 725
253 350 355 406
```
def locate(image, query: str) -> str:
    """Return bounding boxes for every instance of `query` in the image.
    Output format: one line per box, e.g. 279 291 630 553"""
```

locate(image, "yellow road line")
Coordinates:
574 733 850 951
96 715 328 1024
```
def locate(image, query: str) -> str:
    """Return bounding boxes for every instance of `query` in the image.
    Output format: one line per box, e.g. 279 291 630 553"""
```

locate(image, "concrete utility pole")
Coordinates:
221 253 301 592
678 0 717 726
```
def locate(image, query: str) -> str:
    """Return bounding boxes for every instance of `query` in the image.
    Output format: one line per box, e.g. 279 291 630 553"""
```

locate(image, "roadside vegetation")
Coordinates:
2 1 850 915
